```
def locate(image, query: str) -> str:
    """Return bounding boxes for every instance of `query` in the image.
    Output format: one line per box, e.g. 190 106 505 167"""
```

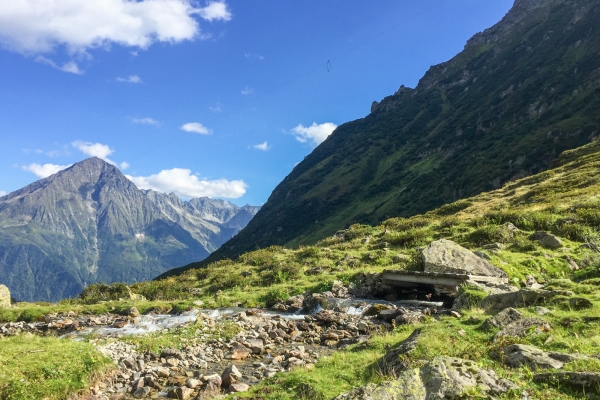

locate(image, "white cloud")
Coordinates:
292 122 338 146
0 191 6 197
22 163 71 178
132 117 159 125
120 161 130 170
127 168 246 198
72 140 114 161
117 75 142 83
35 55 83 74
0 0 232 54
181 122 211 135
241 86 254 95
253 141 270 151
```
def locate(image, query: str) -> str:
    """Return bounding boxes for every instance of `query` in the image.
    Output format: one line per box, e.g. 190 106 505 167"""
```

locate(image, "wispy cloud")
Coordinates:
0 191 6 197
120 162 130 170
241 86 254 95
253 141 271 151
245 53 265 60
127 168 246 199
35 55 83 74
132 117 159 125
0 0 233 54
117 75 142 83
22 163 71 178
23 147 70 157
181 122 212 135
209 103 222 113
292 122 338 146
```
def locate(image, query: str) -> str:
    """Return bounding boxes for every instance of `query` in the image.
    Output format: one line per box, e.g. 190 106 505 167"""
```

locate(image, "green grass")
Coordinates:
0 335 111 400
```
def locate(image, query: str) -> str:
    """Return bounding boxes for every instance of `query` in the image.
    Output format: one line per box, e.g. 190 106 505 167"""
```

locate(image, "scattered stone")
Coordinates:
128 307 140 317
450 311 462 318
336 356 517 399
481 307 523 331
422 239 508 278
494 318 551 341
534 372 600 394
227 345 251 360
530 231 563 249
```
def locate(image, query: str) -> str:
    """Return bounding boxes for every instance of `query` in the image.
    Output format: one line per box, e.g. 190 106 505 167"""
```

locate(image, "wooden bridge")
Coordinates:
381 270 509 288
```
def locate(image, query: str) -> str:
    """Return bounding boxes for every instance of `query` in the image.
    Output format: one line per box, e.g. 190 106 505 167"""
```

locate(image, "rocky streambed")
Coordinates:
0 295 446 400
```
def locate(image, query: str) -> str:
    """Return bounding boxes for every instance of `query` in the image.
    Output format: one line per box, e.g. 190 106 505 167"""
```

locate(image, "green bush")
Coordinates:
130 281 191 301
78 282 130 304
238 246 283 266
383 227 432 248
259 288 290 307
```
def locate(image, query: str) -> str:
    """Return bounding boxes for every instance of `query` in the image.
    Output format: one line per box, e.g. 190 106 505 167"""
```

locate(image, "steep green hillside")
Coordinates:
174 0 600 274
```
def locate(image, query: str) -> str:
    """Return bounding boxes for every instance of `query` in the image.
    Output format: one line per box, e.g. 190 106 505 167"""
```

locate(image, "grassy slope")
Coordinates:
0 336 110 400
167 0 600 276
3 138 600 399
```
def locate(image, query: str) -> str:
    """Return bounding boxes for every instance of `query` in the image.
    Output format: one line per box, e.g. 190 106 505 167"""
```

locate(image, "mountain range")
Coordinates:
0 157 259 302
172 0 600 275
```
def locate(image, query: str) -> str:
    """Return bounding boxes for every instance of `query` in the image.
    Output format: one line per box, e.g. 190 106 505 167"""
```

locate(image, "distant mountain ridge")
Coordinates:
171 0 600 275
0 157 259 301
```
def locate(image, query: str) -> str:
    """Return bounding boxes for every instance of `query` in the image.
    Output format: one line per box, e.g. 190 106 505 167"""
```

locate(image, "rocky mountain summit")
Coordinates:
188 0 600 271
0 158 259 302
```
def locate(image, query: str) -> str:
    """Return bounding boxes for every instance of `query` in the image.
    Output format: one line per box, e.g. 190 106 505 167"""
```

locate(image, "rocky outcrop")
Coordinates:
494 317 551 341
0 284 10 308
421 239 508 278
534 372 600 395
335 357 517 399
481 307 523 331
503 344 564 369
529 231 563 249
378 329 421 375
478 289 557 312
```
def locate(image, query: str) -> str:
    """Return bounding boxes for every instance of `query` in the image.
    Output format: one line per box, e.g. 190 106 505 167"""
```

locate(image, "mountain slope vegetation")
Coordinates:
177 0 600 273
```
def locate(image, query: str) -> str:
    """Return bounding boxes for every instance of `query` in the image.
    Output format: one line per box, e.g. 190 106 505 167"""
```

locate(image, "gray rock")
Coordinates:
503 344 564 369
245 338 264 354
529 231 563 249
494 318 551 341
421 239 508 277
167 386 193 399
535 306 551 316
481 308 523 331
228 382 250 392
378 329 421 375
132 387 151 398
221 365 242 387
335 356 517 399
534 372 600 394
569 297 593 310
478 289 557 312
474 251 492 260
0 285 10 308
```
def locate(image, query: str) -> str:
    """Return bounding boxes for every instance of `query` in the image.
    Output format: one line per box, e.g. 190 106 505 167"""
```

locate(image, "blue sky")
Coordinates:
0 0 513 206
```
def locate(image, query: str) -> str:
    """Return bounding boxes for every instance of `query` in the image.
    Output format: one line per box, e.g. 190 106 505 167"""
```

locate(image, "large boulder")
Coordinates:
494 318 551 341
421 239 508 278
335 357 517 400
503 344 564 370
529 231 563 249
481 308 523 331
478 289 557 312
0 285 10 308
